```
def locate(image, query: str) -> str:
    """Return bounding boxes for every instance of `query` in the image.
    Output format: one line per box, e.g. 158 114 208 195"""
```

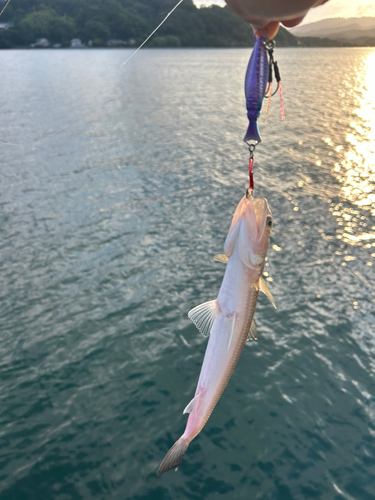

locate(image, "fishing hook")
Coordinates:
263 39 285 120
247 143 256 192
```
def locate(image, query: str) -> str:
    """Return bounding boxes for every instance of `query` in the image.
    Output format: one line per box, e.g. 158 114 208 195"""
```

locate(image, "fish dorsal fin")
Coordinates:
183 394 199 414
247 320 257 341
259 277 276 309
188 300 218 338
213 254 228 264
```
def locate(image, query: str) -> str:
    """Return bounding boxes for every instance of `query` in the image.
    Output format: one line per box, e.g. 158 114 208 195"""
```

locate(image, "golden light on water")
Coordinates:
330 50 375 248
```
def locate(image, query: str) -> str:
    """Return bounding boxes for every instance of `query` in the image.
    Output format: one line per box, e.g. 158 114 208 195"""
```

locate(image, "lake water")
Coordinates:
0 47 375 500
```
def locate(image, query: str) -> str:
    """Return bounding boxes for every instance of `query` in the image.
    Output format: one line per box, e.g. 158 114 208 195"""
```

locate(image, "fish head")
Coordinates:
224 193 272 270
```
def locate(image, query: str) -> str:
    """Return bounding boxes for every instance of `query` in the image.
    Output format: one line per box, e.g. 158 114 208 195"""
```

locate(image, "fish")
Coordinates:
243 35 269 144
157 190 275 476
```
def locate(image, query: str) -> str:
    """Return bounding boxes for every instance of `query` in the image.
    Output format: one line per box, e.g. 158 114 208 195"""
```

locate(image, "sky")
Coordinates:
193 0 375 24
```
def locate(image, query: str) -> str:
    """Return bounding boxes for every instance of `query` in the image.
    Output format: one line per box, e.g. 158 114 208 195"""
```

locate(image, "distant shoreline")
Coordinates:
2 1 373 51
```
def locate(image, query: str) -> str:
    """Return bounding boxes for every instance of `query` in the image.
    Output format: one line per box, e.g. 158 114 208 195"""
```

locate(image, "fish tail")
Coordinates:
157 436 189 476
243 119 261 144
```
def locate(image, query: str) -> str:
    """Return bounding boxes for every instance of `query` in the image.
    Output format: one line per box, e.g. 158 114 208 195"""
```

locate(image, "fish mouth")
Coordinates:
227 195 271 242
224 194 272 268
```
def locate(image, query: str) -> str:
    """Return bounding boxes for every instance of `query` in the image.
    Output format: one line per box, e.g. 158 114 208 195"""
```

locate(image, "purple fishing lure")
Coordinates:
244 35 269 144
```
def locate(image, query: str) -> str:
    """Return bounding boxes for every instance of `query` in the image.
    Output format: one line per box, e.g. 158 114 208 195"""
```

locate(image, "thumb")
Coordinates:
253 21 279 39
264 21 280 39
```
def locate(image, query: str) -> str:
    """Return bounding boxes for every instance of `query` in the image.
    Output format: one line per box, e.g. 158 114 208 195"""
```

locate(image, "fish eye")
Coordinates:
267 217 272 228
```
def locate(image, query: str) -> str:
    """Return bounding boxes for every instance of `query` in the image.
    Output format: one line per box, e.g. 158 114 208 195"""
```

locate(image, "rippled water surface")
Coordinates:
1 48 375 500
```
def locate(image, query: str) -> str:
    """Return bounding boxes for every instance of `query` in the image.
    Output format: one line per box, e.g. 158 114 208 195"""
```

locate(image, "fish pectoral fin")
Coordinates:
188 300 218 338
259 277 276 309
213 254 228 264
247 320 257 341
183 394 199 414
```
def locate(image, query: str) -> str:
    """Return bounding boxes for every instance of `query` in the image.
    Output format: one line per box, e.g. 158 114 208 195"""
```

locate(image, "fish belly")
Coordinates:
184 251 259 441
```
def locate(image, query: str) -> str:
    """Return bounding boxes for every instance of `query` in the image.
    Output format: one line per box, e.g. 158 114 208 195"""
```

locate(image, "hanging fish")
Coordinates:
157 190 276 476
243 34 269 144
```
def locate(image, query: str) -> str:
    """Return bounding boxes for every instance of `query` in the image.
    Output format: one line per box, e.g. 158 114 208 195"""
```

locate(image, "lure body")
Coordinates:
244 36 269 144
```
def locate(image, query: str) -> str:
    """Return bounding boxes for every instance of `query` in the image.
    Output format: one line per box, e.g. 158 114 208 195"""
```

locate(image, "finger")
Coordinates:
264 21 280 39
281 15 306 28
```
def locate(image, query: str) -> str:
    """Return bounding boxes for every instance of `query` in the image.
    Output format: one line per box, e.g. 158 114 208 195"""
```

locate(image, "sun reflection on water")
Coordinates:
331 50 375 248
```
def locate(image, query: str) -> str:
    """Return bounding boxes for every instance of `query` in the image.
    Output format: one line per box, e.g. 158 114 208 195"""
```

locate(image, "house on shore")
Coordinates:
31 38 50 48
71 38 84 48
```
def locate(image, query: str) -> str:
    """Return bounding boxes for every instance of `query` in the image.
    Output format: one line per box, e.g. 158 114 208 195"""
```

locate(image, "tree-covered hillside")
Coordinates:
0 0 299 48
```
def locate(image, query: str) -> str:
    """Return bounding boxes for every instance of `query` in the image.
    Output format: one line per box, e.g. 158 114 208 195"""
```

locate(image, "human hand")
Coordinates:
225 0 329 39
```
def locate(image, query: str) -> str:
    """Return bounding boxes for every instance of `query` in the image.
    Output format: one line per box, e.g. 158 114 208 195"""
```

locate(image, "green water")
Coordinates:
1 48 375 500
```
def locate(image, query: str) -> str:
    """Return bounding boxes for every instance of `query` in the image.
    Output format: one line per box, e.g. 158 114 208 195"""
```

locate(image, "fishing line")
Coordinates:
0 0 11 18
0 0 184 147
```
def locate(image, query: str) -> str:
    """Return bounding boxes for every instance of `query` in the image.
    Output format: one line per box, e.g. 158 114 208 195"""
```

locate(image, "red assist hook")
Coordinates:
248 144 255 192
